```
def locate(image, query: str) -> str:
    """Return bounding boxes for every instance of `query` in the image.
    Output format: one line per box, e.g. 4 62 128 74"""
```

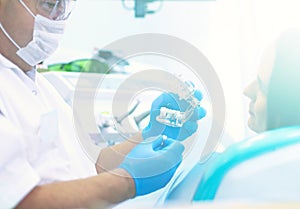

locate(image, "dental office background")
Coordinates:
44 0 300 148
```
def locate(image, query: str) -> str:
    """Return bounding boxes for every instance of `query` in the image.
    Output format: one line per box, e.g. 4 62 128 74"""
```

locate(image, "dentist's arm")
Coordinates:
16 169 135 209
16 136 184 209
96 132 143 173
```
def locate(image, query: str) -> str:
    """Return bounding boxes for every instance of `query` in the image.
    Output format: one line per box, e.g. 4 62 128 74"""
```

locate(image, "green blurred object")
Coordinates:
47 58 111 74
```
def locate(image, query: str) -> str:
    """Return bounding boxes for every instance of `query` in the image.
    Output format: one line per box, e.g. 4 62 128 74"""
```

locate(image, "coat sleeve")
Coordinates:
0 113 40 209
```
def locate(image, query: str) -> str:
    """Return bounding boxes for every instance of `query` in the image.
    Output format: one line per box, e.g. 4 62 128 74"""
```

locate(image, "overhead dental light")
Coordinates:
122 0 162 18
122 0 216 18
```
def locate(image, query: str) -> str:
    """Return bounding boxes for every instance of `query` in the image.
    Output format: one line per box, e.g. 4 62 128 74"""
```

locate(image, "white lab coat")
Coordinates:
0 54 97 208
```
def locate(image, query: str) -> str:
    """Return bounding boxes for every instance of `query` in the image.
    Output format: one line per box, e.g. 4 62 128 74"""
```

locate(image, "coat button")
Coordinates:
32 90 38 95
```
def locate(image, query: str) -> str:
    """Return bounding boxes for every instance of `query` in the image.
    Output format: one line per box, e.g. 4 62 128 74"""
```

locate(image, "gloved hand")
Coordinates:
142 90 206 141
119 135 184 196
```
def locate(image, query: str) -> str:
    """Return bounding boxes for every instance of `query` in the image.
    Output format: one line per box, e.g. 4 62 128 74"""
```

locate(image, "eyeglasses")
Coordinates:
47 59 111 73
38 0 76 20
20 0 76 20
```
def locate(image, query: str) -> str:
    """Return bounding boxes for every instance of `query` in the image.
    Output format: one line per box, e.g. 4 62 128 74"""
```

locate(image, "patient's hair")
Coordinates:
267 29 300 130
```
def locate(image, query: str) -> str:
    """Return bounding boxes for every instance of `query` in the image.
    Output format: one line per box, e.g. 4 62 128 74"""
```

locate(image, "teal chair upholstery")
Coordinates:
162 126 300 203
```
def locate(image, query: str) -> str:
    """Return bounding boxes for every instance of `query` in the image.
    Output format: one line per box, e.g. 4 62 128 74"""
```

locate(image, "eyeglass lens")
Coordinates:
36 0 75 20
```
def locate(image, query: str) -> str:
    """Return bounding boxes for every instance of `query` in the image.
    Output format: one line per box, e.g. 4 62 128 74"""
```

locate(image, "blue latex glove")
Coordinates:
142 90 206 141
119 135 184 196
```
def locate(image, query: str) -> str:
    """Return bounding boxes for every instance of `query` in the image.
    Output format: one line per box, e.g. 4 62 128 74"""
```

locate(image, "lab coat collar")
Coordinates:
0 53 19 69
0 53 37 82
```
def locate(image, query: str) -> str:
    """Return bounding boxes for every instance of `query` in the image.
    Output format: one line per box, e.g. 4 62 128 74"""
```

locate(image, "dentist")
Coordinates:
0 0 205 208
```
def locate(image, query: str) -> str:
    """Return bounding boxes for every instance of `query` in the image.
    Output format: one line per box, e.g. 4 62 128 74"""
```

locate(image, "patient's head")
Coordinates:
243 44 275 133
244 29 300 133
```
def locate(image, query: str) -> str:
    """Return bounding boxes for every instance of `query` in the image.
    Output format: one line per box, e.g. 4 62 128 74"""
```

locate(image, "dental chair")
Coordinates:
162 126 300 204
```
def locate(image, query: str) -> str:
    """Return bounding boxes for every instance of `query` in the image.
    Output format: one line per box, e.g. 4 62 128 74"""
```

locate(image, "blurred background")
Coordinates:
44 0 300 148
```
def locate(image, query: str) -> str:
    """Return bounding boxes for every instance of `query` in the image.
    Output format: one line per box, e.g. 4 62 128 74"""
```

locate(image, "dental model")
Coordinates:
156 79 201 127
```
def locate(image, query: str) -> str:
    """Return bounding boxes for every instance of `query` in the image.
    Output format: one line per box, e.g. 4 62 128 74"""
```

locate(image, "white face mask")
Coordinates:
0 1 66 66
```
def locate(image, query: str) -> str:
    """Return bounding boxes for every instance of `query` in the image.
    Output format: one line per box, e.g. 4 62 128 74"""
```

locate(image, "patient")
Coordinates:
244 29 300 133
159 28 300 204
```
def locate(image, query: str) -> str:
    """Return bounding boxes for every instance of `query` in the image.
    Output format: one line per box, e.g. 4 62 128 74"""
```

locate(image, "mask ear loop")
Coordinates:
18 0 36 18
0 23 21 49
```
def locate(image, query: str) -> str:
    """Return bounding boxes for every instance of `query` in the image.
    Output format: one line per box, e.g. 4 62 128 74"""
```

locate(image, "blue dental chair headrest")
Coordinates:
194 126 300 201
162 126 300 203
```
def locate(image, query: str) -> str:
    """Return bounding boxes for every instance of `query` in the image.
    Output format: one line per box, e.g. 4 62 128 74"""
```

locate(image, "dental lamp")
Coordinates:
122 0 216 18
